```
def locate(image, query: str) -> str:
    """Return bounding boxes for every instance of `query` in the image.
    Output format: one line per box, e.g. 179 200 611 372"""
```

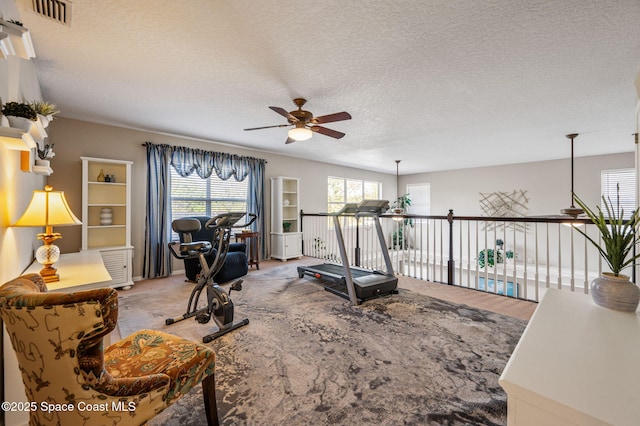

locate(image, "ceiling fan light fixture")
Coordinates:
288 126 313 141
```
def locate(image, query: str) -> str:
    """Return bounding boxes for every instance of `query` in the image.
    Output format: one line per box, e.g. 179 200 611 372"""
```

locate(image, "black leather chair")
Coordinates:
179 216 248 283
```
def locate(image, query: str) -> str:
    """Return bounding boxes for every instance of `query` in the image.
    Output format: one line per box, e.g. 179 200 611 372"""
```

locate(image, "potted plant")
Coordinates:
29 100 59 127
36 143 54 166
2 101 49 142
573 191 640 312
391 194 413 248
2 101 37 121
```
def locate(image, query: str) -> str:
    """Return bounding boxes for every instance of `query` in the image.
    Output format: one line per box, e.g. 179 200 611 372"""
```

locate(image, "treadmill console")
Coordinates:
335 200 389 216
357 199 389 215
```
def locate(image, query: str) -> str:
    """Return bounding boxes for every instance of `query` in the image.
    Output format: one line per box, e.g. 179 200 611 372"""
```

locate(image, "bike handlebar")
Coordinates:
204 212 257 230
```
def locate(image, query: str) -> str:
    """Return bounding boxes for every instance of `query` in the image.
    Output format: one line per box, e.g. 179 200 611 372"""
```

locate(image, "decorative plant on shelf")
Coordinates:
1 101 37 120
572 188 640 312
37 143 55 160
29 100 60 117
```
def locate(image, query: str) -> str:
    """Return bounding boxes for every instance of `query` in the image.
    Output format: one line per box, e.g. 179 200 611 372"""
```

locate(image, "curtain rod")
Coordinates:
141 142 267 163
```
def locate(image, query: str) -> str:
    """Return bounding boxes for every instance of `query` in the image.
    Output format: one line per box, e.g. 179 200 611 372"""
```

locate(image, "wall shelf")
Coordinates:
6 116 46 143
32 164 53 175
0 126 36 151
0 19 35 60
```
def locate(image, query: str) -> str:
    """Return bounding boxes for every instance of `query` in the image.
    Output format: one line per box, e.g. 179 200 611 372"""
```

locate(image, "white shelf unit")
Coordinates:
81 157 134 289
270 176 302 261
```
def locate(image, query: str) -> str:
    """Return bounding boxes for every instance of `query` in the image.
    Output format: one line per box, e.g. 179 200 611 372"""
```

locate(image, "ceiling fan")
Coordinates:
244 98 352 144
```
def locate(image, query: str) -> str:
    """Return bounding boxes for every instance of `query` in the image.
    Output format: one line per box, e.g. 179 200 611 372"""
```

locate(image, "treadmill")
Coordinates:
297 199 398 305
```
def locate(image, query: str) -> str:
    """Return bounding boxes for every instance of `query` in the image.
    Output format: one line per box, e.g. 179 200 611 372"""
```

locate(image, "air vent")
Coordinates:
31 0 72 26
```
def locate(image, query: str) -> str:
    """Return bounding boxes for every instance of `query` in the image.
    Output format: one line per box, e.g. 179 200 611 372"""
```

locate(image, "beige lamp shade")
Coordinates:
14 185 81 228
13 186 81 283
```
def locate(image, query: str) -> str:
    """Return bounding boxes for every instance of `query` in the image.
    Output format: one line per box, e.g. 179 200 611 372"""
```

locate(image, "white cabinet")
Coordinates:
272 232 303 261
81 157 134 289
499 289 640 426
271 177 302 260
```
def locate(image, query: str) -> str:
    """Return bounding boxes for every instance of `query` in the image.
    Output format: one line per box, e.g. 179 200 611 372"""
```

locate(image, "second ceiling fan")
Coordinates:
244 98 352 144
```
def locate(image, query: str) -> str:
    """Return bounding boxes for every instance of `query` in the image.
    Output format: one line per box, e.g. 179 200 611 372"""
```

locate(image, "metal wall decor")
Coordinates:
479 190 529 231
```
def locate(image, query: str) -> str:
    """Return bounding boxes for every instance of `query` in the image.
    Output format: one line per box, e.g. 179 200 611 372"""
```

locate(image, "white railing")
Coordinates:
300 211 634 302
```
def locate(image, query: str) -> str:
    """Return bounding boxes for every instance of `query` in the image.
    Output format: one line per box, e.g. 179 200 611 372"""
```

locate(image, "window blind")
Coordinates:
600 168 636 219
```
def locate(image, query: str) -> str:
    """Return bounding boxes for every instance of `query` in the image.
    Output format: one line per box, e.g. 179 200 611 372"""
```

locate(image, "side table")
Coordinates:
235 231 260 270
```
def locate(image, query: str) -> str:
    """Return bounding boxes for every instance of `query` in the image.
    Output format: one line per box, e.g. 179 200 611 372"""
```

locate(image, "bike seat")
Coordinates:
170 218 214 260
177 241 212 256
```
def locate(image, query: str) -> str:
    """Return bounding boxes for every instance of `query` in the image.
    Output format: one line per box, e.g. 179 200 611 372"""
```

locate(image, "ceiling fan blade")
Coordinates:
285 137 296 144
310 125 345 139
311 111 352 124
269 106 298 122
244 124 290 131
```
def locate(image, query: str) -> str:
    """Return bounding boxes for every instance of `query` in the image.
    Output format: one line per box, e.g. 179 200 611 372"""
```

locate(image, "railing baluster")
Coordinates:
557 224 563 290
512 222 517 299
584 229 589 294
534 222 540 301
570 225 575 292
523 222 528 300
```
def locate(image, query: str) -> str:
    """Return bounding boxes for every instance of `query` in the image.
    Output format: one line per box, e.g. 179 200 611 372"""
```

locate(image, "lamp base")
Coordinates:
35 238 61 283
39 265 60 283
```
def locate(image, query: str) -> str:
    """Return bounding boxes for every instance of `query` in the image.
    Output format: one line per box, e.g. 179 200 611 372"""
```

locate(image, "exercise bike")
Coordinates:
166 212 257 343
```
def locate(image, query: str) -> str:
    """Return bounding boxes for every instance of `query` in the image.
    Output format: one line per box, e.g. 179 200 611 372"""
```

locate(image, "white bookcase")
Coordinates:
81 157 134 289
270 176 302 261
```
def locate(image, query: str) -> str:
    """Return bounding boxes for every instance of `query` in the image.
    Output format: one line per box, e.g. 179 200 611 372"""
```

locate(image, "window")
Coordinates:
170 167 248 237
406 183 430 215
601 168 636 219
328 176 381 213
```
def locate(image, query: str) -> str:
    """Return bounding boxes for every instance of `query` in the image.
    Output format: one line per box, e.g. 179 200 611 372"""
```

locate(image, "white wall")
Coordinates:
46 116 635 280
399 152 635 217
45 117 398 277
0 2 47 424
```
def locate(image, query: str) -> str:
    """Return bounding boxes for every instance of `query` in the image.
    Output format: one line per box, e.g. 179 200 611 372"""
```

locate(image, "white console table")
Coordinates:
23 250 112 291
499 289 640 425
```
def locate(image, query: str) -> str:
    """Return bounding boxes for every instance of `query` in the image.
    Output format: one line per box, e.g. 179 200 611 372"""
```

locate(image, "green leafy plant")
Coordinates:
391 194 413 248
1 102 37 120
573 191 640 276
29 100 60 116
478 248 504 268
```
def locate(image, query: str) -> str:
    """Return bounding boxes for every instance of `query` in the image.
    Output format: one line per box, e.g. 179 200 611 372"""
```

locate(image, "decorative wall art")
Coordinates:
479 190 529 232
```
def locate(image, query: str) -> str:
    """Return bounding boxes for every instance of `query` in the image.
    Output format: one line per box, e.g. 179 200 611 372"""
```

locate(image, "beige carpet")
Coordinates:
116 258 533 425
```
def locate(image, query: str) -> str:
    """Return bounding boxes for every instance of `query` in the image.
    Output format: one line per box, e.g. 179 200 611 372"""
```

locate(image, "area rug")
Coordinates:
116 263 527 425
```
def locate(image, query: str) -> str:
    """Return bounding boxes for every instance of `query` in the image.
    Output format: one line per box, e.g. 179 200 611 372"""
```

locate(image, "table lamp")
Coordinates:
13 185 82 282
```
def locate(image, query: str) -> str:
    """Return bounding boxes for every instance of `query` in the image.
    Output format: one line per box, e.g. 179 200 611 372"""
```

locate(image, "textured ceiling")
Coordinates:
10 0 640 174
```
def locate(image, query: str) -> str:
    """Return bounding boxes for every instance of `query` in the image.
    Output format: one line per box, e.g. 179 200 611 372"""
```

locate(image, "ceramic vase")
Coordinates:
590 273 640 313
100 207 113 226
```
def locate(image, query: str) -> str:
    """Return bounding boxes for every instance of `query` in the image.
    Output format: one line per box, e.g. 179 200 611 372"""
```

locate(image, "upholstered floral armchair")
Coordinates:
0 273 218 425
